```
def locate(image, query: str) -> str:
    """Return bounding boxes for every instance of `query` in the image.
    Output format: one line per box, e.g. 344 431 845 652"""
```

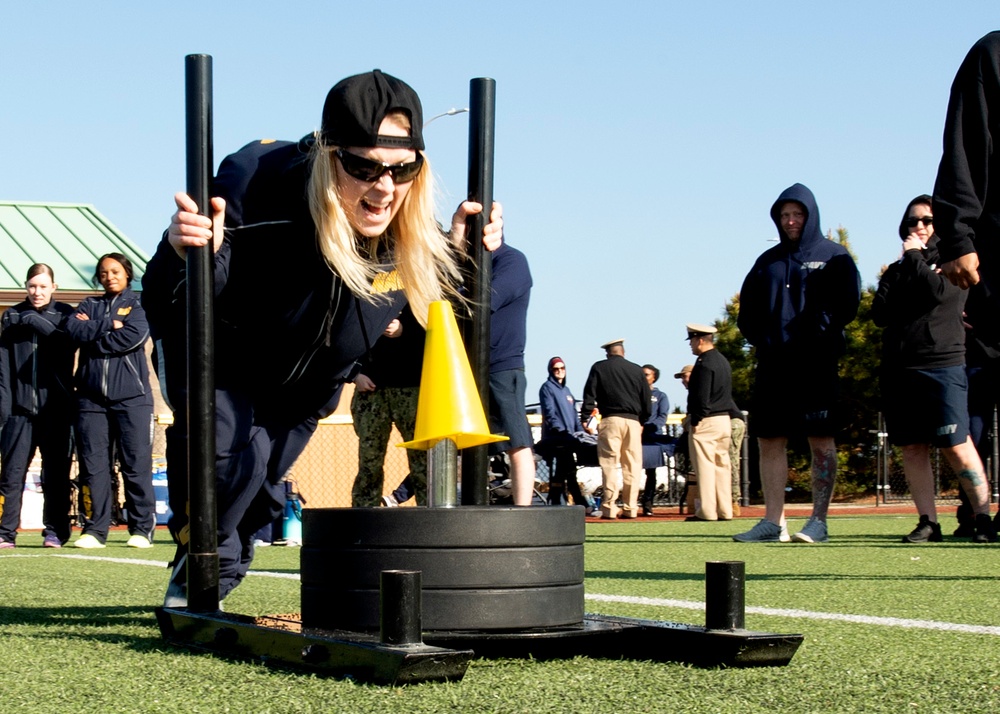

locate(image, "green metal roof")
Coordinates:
0 201 148 291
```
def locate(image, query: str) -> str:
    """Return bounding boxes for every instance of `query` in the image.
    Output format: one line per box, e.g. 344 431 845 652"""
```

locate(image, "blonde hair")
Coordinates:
306 130 463 327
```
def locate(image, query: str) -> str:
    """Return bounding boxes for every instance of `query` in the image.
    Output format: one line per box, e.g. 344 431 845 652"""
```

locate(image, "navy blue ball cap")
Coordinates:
321 69 424 150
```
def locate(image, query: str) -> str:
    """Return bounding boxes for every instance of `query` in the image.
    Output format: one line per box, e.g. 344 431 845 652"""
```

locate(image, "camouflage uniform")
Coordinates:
729 415 746 507
351 385 426 507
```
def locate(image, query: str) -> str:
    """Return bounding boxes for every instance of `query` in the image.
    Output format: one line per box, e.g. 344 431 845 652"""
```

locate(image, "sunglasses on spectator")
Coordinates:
335 149 424 183
552 366 566 371
903 216 933 228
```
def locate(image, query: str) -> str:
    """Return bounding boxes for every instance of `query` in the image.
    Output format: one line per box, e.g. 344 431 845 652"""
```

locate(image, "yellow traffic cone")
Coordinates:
398 301 508 451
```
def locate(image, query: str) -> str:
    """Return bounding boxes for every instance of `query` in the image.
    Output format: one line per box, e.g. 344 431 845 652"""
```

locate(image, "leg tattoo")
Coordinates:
958 468 985 488
811 448 837 520
958 468 991 515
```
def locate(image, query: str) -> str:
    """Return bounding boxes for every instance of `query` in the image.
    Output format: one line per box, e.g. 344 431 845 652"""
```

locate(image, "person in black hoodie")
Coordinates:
66 253 155 550
932 31 1000 533
872 195 996 543
0 264 75 549
933 31 1000 296
734 184 860 543
142 70 503 604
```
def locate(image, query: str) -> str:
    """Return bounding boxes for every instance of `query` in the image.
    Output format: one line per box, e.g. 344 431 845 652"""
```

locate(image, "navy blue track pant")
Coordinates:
0 411 73 543
208 389 321 599
75 395 155 543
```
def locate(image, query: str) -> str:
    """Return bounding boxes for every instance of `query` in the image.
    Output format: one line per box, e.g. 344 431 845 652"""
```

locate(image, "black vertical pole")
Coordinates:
380 570 423 646
460 78 496 506
184 54 219 612
705 560 745 630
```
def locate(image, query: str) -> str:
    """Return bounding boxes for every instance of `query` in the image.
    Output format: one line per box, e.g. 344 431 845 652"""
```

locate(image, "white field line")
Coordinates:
585 593 1000 636
11 553 1000 636
43 552 302 578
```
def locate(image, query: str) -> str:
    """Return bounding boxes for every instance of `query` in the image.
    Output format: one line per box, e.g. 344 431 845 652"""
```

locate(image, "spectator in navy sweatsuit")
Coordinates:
0 264 76 548
66 253 155 549
537 356 595 511
640 364 671 516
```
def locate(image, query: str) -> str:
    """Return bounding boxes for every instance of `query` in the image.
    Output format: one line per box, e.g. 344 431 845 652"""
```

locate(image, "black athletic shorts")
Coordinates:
752 355 839 438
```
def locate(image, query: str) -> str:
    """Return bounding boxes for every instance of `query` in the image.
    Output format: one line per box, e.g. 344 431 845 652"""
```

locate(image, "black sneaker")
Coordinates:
903 515 942 543
953 522 976 538
973 513 998 544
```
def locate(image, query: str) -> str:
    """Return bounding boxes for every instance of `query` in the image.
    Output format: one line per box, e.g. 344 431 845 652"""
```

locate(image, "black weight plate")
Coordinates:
300 544 584 589
302 506 585 548
302 583 585 631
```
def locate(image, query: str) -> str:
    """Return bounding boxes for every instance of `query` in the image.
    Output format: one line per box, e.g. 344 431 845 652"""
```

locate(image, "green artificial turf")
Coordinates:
1 517 999 713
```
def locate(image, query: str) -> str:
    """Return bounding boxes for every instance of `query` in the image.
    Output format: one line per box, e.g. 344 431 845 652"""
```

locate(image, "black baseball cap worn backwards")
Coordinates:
321 69 424 151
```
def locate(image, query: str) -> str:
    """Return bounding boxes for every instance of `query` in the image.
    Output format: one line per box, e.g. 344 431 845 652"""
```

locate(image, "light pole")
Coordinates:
424 107 469 127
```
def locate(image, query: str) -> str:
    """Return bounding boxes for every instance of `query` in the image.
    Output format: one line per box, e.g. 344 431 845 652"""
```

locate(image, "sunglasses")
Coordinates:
904 216 933 228
335 149 424 183
552 366 566 371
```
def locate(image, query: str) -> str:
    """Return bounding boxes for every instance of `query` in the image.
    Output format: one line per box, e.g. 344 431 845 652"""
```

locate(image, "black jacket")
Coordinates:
687 348 736 428
581 354 650 423
871 236 967 370
933 32 1000 346
933 31 1000 266
0 300 75 421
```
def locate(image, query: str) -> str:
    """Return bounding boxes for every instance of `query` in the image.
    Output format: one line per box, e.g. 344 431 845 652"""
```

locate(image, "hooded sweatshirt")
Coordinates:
871 235 967 370
737 183 861 359
539 373 583 440
932 31 1000 346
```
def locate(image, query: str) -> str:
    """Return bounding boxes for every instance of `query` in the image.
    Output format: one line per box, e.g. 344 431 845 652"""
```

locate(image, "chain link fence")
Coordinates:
31 399 998 533
873 411 1000 505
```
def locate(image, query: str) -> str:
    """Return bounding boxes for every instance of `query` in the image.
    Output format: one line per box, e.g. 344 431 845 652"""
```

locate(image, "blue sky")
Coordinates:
1 1 995 413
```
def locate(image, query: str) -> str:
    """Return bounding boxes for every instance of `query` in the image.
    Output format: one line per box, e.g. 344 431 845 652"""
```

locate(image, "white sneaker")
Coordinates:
381 494 399 507
779 523 791 543
793 517 829 543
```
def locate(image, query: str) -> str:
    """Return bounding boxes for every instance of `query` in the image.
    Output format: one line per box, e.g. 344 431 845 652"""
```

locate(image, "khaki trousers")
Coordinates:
691 414 732 520
597 416 643 517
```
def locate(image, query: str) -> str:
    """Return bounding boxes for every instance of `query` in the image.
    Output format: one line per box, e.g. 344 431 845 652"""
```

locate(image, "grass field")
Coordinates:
2 514 999 713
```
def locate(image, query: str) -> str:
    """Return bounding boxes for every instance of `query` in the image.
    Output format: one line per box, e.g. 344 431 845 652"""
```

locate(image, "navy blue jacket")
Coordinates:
737 183 861 359
65 287 151 404
490 243 532 373
142 138 407 420
646 387 669 434
539 375 583 440
358 305 424 389
0 300 75 421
